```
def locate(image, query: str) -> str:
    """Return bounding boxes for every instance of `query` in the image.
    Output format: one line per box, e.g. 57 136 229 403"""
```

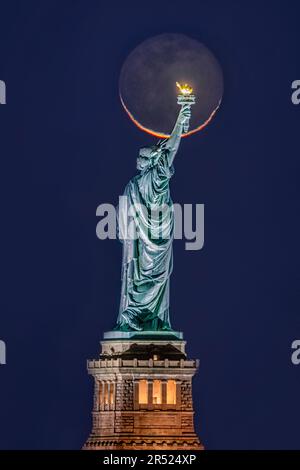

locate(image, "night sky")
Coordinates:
0 0 300 450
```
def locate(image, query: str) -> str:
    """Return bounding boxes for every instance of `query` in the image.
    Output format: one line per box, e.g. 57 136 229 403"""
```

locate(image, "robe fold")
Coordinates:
116 150 175 331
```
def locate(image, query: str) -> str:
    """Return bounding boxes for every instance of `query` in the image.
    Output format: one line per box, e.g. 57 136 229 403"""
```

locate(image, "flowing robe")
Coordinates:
116 150 174 331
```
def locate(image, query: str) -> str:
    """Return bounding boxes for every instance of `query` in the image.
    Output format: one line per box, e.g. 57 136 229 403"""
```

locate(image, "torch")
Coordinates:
176 82 196 134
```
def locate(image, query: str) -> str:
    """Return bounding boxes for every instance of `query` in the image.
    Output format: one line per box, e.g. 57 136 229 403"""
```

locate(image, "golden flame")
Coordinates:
176 82 193 95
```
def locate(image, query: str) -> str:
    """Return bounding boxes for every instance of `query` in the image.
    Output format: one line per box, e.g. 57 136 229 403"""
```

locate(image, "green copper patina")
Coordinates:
115 105 191 332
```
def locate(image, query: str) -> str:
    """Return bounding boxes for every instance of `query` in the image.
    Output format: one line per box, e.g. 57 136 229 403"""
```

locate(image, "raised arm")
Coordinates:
165 104 191 167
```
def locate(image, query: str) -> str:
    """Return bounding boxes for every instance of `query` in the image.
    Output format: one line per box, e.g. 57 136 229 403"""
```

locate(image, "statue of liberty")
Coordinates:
115 103 192 332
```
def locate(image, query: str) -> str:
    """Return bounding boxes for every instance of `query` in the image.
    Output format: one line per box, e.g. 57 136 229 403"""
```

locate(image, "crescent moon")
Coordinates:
120 93 222 138
119 34 224 139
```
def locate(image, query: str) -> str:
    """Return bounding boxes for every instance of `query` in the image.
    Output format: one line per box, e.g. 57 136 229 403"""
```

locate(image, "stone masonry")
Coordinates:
83 336 204 450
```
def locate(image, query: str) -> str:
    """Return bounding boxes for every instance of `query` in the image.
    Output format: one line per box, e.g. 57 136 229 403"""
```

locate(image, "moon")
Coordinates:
119 34 224 138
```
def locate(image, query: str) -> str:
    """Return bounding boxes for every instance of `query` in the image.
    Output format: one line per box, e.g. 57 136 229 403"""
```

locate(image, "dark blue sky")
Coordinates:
0 0 299 450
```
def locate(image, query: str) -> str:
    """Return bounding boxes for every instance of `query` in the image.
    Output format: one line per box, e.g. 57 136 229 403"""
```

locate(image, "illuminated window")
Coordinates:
104 382 109 405
167 380 176 405
139 380 148 404
109 383 114 405
153 380 162 404
99 382 103 407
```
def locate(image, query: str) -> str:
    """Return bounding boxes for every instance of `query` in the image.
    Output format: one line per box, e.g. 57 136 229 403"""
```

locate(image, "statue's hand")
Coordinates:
178 104 192 125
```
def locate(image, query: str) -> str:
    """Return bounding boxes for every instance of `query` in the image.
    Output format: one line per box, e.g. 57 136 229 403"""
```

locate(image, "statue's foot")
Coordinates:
157 319 172 331
114 318 143 332
118 309 143 331
161 325 172 331
126 317 143 331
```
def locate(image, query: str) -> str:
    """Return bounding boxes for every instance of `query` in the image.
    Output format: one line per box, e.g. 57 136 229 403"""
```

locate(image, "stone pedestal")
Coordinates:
83 331 203 450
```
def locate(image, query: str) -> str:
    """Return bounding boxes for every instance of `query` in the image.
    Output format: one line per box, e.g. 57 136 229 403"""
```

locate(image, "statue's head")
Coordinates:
137 140 167 172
